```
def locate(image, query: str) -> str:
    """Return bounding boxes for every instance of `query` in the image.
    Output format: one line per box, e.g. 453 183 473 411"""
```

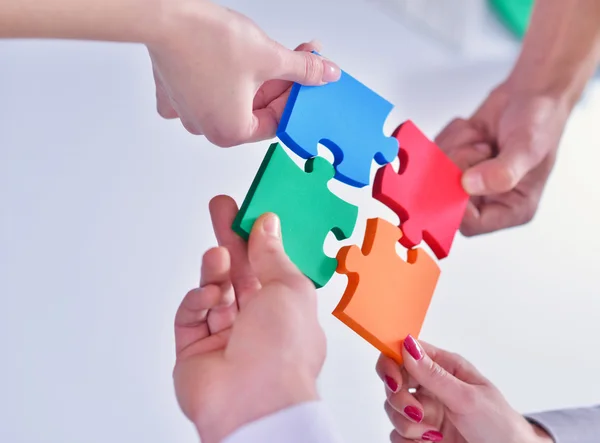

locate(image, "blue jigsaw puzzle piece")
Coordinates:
277 56 398 188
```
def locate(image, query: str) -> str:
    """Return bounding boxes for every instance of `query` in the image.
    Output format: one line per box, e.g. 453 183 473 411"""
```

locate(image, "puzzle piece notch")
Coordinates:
334 217 440 365
232 142 358 288
373 120 469 259
277 53 398 188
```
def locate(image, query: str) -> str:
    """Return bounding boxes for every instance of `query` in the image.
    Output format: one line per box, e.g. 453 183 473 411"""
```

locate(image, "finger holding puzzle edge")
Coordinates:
277 51 398 188
231 142 358 288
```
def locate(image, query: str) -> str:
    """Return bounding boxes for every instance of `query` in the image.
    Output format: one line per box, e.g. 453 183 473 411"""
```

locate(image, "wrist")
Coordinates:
145 0 220 52
504 415 554 443
195 366 319 443
505 60 595 112
521 421 554 443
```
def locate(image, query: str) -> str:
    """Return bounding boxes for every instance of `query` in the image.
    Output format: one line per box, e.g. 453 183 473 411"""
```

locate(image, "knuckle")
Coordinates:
156 103 169 119
234 273 261 295
204 127 241 148
302 54 323 83
288 273 316 296
201 247 219 263
459 223 478 237
387 391 404 410
181 119 202 136
447 117 468 130
449 351 478 378
494 164 520 192
183 288 197 300
224 119 256 147
384 400 395 419
375 353 389 378
385 401 409 433
426 360 448 382
204 130 232 147
520 199 539 225
261 236 283 256
455 385 480 413
389 430 403 443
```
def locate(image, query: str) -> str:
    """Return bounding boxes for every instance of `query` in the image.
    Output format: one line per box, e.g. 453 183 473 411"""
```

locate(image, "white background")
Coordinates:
1 0 600 442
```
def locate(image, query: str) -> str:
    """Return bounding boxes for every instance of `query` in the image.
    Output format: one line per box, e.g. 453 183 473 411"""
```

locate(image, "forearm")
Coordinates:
507 0 600 107
0 0 178 44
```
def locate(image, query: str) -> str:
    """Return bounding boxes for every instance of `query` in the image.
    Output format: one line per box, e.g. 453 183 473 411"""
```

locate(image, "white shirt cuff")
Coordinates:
223 401 343 443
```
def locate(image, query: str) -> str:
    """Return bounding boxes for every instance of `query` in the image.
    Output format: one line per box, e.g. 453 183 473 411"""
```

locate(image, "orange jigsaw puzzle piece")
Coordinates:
334 217 440 365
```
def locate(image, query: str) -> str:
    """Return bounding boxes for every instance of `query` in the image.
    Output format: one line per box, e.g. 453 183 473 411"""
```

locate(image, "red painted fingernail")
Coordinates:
422 430 444 441
384 375 398 392
403 405 423 423
404 334 423 360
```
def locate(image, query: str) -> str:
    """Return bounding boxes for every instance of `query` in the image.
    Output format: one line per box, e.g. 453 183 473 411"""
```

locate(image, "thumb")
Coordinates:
247 213 309 288
461 139 544 195
401 335 484 413
274 47 341 85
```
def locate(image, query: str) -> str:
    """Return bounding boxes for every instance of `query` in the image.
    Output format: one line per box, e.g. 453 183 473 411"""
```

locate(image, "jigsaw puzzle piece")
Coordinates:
334 217 440 365
373 120 469 259
277 57 398 188
232 142 358 288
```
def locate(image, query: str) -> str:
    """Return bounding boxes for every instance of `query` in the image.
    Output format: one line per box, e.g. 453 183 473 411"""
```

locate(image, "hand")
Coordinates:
376 335 553 443
173 195 326 443
147 0 340 147
435 82 571 236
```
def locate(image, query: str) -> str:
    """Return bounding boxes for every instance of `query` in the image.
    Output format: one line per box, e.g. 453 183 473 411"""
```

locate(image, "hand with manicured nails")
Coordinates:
149 0 340 147
173 195 326 443
435 82 570 236
376 335 553 443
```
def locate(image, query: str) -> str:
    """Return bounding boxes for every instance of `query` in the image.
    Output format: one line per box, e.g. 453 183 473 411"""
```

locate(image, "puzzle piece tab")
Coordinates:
334 217 440 365
277 58 398 188
232 142 358 288
373 120 469 259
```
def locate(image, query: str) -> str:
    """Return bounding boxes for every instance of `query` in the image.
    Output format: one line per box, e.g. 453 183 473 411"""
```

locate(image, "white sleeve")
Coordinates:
223 401 343 443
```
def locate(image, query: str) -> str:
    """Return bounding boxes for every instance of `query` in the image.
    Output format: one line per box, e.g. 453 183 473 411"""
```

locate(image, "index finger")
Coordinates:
209 195 261 308
174 247 231 358
376 353 419 392
460 190 537 236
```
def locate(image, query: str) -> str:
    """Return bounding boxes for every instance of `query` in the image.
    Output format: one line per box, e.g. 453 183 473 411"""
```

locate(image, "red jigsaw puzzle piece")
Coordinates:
373 120 469 259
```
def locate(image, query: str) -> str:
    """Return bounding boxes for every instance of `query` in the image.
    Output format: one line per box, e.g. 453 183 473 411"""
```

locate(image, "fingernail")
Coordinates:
262 214 280 238
422 430 444 441
403 405 423 423
462 171 485 194
322 60 341 82
308 39 322 50
403 335 423 361
384 375 398 393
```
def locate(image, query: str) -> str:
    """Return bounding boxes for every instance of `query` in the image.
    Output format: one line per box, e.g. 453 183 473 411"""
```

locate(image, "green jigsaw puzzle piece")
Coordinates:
232 142 359 288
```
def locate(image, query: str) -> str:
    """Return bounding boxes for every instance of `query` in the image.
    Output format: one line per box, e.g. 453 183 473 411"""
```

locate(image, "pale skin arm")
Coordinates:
438 0 600 235
0 0 164 43
507 0 600 107
0 0 340 147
